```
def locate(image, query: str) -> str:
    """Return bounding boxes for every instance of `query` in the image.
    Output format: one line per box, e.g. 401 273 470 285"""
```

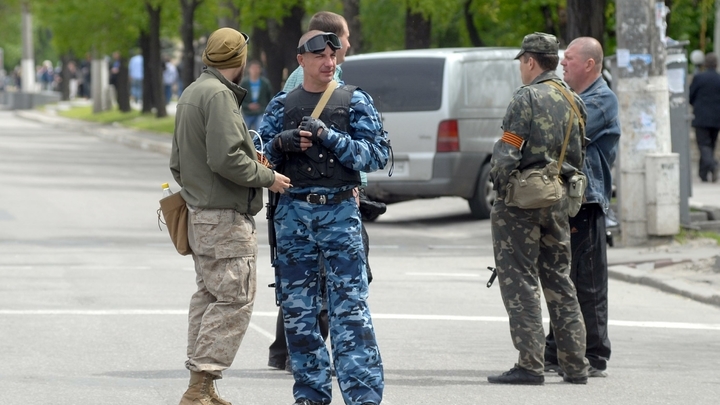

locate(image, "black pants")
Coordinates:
269 222 372 364
545 203 611 370
695 126 719 181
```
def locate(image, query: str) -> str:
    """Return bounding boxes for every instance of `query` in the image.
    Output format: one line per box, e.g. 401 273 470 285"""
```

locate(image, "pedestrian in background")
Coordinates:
170 27 291 405
128 51 143 104
79 53 92 99
689 53 720 183
544 36 619 378
239 60 273 131
259 29 389 405
162 56 179 105
487 32 590 385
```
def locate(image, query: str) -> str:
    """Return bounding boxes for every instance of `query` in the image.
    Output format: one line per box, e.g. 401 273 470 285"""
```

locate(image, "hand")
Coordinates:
299 116 328 142
273 129 303 153
268 172 292 193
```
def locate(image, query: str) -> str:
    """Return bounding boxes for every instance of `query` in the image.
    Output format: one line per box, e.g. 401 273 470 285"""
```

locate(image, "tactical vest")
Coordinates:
281 85 361 188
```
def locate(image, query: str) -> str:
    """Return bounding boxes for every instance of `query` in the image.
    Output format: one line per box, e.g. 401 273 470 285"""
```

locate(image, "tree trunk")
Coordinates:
463 0 484 47
146 2 167 118
260 4 304 93
565 0 606 48
342 0 363 54
180 0 202 91
139 31 153 113
218 0 239 30
540 5 559 38
59 53 71 101
116 56 131 113
405 7 431 49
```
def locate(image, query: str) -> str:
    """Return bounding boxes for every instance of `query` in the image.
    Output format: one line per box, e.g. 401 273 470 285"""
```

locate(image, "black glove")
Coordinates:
273 129 303 153
299 116 329 143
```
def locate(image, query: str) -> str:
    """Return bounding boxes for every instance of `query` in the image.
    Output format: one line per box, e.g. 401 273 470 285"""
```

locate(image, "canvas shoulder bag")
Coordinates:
158 191 191 255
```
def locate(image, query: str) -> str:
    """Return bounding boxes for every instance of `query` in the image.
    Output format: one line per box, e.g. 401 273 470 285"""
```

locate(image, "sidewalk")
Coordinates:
12 104 720 308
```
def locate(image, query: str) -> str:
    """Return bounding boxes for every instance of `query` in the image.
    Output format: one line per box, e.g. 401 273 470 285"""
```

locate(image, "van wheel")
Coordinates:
468 164 495 220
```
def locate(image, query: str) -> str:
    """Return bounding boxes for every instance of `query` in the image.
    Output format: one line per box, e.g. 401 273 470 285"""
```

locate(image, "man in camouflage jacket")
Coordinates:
487 32 591 386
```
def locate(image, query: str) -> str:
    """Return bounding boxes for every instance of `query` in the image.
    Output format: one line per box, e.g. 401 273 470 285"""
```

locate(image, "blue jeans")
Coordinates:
244 114 262 131
130 79 142 102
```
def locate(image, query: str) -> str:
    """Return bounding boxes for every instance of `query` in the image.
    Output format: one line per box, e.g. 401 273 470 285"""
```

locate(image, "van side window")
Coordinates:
463 60 523 108
342 58 445 112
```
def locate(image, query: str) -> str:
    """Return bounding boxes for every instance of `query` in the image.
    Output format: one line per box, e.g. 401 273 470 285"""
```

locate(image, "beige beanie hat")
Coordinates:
202 27 248 69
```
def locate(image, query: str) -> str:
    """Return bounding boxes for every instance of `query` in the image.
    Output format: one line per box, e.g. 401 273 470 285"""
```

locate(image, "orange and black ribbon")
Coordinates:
500 131 524 149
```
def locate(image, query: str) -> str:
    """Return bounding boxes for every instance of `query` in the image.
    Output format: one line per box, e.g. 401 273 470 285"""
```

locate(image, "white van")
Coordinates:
342 47 564 219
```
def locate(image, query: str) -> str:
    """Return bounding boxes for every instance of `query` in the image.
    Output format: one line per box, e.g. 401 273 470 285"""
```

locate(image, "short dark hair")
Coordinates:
308 11 346 36
522 52 559 71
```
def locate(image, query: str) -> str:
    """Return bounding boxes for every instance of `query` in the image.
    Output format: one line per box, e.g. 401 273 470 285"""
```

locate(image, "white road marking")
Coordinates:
405 272 480 278
248 321 276 341
1 310 718 331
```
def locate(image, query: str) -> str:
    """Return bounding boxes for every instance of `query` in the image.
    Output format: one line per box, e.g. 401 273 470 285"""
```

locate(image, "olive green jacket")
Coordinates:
170 67 275 215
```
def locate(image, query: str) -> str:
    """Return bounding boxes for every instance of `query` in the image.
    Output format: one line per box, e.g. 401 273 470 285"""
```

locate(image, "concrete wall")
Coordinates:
0 91 60 110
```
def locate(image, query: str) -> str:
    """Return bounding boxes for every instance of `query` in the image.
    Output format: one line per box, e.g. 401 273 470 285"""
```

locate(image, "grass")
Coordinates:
675 228 720 245
56 105 175 135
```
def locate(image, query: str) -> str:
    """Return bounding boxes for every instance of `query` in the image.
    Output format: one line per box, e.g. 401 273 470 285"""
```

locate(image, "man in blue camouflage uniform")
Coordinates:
258 30 389 405
487 32 591 385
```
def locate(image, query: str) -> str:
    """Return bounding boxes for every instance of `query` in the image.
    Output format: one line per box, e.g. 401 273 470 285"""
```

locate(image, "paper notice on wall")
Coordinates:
636 133 658 151
617 49 630 68
667 68 685 93
640 112 657 133
636 111 658 151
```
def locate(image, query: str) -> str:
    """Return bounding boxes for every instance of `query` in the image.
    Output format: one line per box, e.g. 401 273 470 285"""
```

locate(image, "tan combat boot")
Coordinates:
178 371 232 405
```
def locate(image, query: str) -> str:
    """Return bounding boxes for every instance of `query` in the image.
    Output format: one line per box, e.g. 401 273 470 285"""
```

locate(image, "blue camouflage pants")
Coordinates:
274 194 383 405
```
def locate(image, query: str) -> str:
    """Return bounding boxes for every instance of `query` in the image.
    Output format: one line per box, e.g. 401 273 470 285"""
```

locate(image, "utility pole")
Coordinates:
716 0 720 58
20 1 35 93
615 0 679 246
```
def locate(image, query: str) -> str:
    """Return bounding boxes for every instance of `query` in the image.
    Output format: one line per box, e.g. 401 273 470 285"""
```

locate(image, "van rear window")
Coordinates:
341 58 445 112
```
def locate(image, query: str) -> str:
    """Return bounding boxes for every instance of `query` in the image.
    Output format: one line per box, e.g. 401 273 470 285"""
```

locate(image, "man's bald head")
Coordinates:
298 30 325 47
567 37 604 73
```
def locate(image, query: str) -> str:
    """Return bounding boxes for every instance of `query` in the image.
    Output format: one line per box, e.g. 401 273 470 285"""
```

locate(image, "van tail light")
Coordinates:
436 120 459 152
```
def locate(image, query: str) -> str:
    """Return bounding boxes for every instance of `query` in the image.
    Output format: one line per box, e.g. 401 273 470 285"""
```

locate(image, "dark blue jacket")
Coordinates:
580 77 621 213
689 69 720 129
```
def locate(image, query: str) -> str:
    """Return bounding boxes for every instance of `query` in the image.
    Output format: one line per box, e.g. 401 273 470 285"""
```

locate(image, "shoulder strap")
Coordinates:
546 80 584 169
310 80 338 119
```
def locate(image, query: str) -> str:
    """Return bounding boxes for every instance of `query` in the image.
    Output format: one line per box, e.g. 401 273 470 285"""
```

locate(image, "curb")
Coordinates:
609 264 720 308
15 109 173 156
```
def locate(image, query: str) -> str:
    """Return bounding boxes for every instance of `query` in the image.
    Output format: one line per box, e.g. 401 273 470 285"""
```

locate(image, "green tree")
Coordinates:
234 0 306 91
0 1 23 74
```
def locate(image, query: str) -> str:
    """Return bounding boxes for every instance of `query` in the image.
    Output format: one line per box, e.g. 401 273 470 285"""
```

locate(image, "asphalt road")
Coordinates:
1 110 719 405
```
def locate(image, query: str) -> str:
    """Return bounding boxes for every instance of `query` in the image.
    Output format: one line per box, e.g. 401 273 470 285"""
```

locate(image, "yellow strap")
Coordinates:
310 80 338 119
546 80 584 170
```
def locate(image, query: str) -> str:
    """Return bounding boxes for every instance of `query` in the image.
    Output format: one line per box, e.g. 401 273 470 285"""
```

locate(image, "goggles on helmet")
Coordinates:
297 32 342 54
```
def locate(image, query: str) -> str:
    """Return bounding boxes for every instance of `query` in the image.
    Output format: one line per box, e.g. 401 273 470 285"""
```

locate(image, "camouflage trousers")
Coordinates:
275 194 384 405
490 198 589 378
185 206 257 378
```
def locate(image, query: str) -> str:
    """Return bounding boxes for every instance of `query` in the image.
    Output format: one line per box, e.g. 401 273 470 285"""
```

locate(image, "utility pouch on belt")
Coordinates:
158 192 192 256
567 171 587 217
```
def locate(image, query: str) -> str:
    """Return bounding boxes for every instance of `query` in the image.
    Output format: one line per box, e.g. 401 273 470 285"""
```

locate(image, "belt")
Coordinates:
290 189 355 205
